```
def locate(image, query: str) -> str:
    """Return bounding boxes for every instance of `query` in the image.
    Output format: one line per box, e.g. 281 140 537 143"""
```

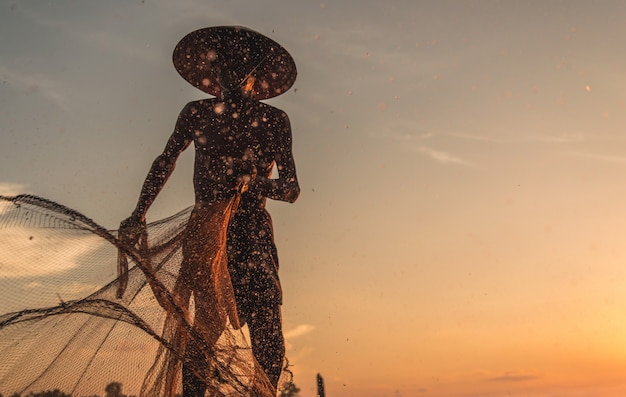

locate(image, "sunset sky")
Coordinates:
2 1 626 396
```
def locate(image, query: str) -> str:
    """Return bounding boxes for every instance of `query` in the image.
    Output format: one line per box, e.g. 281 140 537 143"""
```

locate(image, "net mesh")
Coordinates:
0 194 281 397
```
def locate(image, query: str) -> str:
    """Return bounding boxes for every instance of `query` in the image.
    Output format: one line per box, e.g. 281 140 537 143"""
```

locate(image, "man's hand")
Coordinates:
117 215 147 298
119 215 147 249
229 157 257 194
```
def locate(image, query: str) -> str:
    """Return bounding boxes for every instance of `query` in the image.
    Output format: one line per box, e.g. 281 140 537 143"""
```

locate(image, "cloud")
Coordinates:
414 145 475 167
0 66 69 111
284 324 315 339
443 131 503 143
530 132 585 143
0 182 30 196
19 281 100 307
0 228 104 278
373 128 478 167
283 324 315 351
486 371 540 382
569 151 626 165
24 281 43 289
58 282 100 298
376 130 435 142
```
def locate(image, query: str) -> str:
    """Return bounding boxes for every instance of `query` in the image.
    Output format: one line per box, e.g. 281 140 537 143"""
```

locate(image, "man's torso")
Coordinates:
181 97 285 207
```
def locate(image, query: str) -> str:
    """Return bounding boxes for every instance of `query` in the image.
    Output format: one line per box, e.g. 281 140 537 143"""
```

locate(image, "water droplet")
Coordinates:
214 103 225 114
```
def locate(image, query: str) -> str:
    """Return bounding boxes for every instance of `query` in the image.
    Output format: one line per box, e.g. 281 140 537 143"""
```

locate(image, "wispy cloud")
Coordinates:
529 132 585 143
443 131 503 143
382 131 435 141
0 66 69 111
284 324 315 339
374 127 490 167
414 145 475 167
569 151 626 165
372 127 478 167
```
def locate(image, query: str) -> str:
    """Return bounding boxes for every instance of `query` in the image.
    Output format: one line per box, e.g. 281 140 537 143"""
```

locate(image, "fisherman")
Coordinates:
120 26 299 396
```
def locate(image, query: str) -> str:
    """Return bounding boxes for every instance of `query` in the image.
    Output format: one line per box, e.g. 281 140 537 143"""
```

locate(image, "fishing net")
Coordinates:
0 194 281 397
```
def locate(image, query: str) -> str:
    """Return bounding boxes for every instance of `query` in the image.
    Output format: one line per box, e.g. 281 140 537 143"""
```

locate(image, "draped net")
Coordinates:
0 194 283 397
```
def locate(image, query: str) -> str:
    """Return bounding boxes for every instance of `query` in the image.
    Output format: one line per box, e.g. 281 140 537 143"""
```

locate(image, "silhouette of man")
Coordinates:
120 27 299 396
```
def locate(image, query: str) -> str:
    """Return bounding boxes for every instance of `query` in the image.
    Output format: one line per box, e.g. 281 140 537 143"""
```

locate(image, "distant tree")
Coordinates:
279 382 300 397
316 373 325 397
27 390 72 397
105 382 125 397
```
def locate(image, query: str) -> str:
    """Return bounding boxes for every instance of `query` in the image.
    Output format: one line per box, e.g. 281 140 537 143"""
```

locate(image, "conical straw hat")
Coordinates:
173 26 297 99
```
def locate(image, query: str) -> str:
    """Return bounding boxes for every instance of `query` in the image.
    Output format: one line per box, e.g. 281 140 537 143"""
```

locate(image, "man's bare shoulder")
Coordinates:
183 98 283 112
252 102 290 130
179 98 288 128
183 98 220 109
255 101 286 115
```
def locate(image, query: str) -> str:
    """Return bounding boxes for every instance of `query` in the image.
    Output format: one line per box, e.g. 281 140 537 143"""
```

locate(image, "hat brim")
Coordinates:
172 26 297 100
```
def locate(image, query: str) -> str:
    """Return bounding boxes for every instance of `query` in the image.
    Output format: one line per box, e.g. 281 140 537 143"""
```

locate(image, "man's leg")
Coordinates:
179 204 228 397
228 209 284 388
247 303 285 389
182 363 207 397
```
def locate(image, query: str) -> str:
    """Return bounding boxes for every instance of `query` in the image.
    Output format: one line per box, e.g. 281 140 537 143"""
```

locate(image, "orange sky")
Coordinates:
3 1 626 396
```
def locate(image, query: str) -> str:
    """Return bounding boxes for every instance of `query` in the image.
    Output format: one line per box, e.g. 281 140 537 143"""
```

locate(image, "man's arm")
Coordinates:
253 111 300 203
117 105 192 291
125 105 193 223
